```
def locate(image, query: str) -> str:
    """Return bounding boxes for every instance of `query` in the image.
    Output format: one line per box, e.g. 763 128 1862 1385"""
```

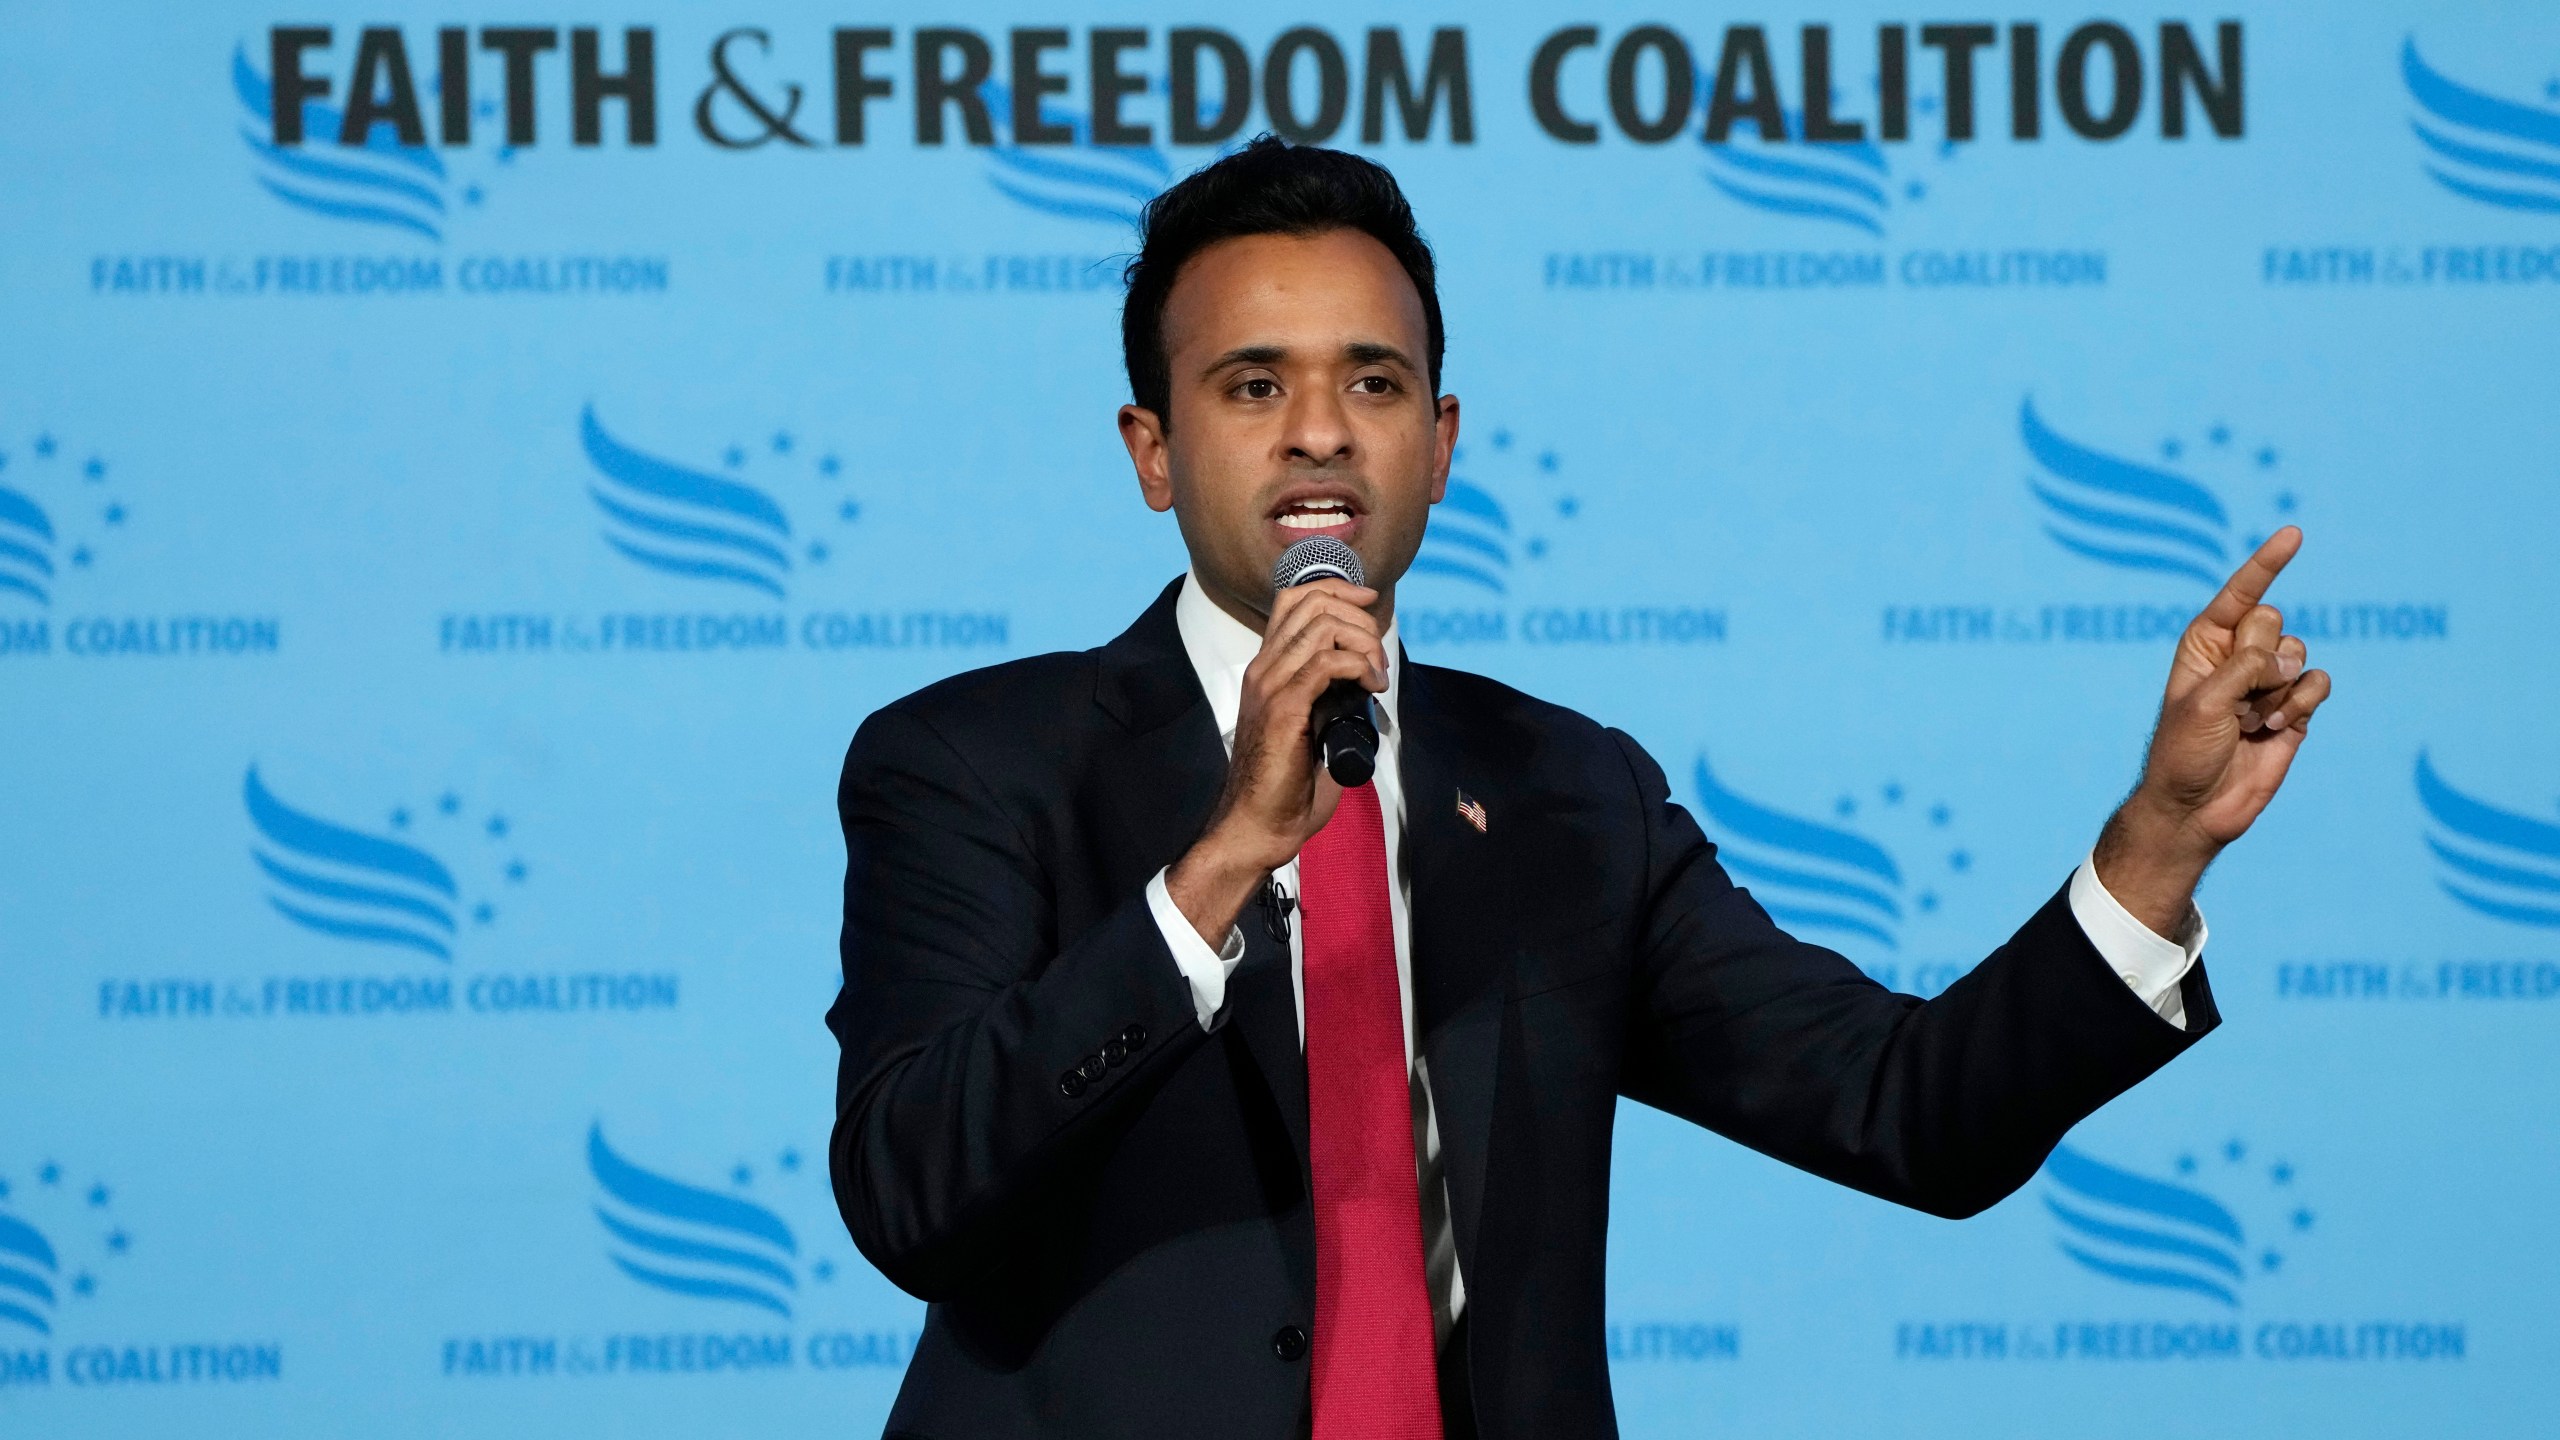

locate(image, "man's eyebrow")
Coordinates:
1199 344 1286 379
1345 341 1419 372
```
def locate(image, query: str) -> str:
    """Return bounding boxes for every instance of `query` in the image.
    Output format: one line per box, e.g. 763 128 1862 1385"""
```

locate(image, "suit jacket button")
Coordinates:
1271 1325 1307 1361
1078 1054 1108 1082
1102 1038 1128 1066
1120 1022 1147 1050
1058 1070 1087 1099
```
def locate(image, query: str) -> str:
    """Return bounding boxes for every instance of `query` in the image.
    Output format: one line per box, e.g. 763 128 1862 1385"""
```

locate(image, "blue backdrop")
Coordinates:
3 2 2555 1434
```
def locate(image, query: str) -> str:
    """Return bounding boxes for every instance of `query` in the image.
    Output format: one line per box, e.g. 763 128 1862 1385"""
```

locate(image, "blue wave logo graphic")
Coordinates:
2022 398 2231 585
0 1211 59 1336
246 766 460 960
1694 756 1905 951
982 82 1171 230
0 484 55 607
1703 110 1892 236
2417 751 2560 928
2043 1145 2249 1308
1412 479 1513 593
582 405 796 599
2404 39 2560 214
233 44 448 242
590 1125 798 1319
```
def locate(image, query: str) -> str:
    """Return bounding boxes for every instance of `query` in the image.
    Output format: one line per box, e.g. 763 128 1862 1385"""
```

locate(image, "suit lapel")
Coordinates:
1398 660 1513 1273
1092 580 1310 1160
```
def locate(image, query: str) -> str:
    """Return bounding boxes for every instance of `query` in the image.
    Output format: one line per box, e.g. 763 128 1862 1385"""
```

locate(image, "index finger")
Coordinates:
2199 526 2302 630
1268 577 1377 625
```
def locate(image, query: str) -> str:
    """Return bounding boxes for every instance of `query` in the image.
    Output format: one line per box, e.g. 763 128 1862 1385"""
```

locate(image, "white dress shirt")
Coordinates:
1141 571 2204 1341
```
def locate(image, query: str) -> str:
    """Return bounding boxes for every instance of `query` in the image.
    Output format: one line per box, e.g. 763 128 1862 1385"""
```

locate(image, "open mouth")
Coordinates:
1275 497 1356 531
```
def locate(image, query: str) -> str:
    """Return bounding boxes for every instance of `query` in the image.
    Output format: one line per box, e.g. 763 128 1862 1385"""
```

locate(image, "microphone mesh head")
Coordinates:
1272 536 1365 591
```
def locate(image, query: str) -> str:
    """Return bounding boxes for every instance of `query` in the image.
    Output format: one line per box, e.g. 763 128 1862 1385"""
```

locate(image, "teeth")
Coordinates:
1276 498 1352 529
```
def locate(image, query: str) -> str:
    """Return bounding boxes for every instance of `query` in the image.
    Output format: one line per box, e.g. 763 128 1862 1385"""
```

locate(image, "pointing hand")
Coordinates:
2094 527 2336 934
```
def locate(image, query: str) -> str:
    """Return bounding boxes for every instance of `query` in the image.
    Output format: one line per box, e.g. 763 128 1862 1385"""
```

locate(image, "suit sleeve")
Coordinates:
1608 731 2221 1219
824 705 1208 1299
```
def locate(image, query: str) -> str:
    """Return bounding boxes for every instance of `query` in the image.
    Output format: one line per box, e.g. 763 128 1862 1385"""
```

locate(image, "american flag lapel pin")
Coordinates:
1455 789 1488 833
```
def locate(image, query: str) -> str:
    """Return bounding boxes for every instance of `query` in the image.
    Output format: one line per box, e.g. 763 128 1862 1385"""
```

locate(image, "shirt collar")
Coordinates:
1174 569 1401 746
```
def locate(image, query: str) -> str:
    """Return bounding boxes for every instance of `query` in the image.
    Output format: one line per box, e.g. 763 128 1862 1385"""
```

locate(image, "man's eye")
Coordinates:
1237 378 1278 399
1353 375 1396 394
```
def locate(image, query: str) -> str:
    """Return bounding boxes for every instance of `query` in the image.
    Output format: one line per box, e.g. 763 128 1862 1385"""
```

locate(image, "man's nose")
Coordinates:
1279 386 1354 464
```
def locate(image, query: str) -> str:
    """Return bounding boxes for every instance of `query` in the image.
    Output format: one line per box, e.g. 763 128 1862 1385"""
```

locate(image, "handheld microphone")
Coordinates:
1270 536 1381 788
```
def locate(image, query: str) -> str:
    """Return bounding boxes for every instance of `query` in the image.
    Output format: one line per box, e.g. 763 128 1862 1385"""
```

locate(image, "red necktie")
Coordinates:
1298 780 1443 1440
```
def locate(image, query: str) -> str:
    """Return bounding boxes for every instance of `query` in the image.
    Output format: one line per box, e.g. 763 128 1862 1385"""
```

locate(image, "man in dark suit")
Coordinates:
825 139 2333 1440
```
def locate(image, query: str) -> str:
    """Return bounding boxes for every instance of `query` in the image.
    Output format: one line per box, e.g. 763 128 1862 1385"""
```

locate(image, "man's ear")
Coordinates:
1119 404 1175 513
1428 393 1460 505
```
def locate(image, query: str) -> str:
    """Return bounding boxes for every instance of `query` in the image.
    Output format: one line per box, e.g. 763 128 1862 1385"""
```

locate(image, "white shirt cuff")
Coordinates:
2067 853 2206 1031
1146 868 1246 1031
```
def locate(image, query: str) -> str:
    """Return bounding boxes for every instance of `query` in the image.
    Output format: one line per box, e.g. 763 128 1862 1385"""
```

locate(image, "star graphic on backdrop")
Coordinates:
2271 1161 2294 1185
71 546 92 568
87 1183 109 1207
2260 1250 2283 1273
72 1272 95 1297
1491 430 1513 450
1936 137 1958 159
107 1230 129 1254
34 434 56 458
39 1163 60 1186
2176 1153 2198 1175
2224 1139 2247 1163
103 503 125 526
772 432 793 454
1834 796 1857 818
813 1258 836 1282
472 902 495 925
779 1149 801 1172
2546 78 2559 101
819 455 841 477
2256 447 2279 468
438 793 461 816
1917 94 1940 116
496 146 518 166
1927 804 1951 827
1917 891 1940 913
476 100 498 120
838 500 861 522
2275 491 2298 514
84 458 105 481
390 807 411 829
2293 1207 2315 1231
0 1178 10 1199
2209 424 2231 446
1906 180 1927 200
1538 451 1560 474
722 446 745 469
1882 783 1904 805
1948 849 1971 872
1525 538 1548 559
731 1164 753 1187
1555 496 1580 518
2161 438 2184 460
807 541 830 564
506 860 527 884
464 185 485 207
486 815 509 839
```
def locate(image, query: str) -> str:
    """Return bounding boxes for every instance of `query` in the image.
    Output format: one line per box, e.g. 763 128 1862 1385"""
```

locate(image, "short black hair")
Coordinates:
1121 135 1444 424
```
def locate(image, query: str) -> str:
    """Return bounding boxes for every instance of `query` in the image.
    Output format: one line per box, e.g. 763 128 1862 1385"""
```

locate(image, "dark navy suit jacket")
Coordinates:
825 579 2217 1439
